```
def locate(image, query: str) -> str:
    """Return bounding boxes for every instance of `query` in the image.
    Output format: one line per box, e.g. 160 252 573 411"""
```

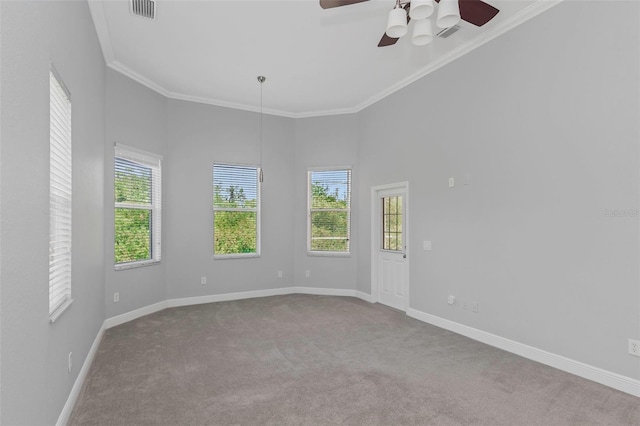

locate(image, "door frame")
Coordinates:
370 181 410 311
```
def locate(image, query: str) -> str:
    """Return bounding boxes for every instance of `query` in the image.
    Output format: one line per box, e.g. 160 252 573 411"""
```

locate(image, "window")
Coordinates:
382 195 403 251
49 68 73 321
308 169 351 254
114 144 162 269
213 164 260 257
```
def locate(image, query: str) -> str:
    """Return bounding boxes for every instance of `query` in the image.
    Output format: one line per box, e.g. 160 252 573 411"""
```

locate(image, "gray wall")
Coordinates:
1 1 637 423
293 115 359 289
356 0 640 380
105 78 362 309
0 1 106 424
165 100 296 299
104 69 168 318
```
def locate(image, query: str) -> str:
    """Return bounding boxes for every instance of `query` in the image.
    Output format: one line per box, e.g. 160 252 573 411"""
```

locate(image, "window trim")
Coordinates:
307 167 352 257
114 143 162 271
213 162 262 259
49 66 73 322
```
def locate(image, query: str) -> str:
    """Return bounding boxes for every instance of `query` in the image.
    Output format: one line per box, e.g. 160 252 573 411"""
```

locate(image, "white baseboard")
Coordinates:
291 286 374 303
407 308 640 398
104 287 372 329
104 300 168 329
168 287 368 307
292 286 356 297
56 323 106 426
355 291 374 303
167 287 294 308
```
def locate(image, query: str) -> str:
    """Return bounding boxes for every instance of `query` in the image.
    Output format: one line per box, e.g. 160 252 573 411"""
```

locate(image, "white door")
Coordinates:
374 185 409 311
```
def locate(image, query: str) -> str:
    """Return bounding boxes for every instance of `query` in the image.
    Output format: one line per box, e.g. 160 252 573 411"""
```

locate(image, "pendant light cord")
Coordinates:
258 76 265 182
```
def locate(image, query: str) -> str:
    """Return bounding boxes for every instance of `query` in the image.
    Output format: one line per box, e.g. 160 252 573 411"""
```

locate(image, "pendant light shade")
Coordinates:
436 0 461 29
409 0 434 21
412 19 433 46
386 6 408 38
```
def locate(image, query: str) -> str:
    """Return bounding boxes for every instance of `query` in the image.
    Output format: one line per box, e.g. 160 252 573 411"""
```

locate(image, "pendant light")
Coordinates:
381 0 463 46
386 0 408 38
436 0 461 29
409 0 434 20
412 18 433 46
257 75 265 182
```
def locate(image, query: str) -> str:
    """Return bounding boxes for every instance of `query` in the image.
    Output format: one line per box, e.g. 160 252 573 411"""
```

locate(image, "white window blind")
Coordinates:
114 144 162 269
308 169 351 254
49 68 73 321
213 164 260 257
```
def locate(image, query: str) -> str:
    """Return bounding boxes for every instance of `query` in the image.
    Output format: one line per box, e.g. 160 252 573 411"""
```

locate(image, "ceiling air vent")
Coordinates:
130 0 156 20
437 25 461 39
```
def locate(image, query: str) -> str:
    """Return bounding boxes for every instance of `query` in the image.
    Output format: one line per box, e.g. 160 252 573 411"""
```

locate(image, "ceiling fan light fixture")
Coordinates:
436 0 461 29
412 19 433 46
409 0 434 21
386 5 408 38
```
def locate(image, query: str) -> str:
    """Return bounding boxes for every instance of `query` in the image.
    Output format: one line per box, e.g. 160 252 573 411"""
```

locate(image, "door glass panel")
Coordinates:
382 195 403 251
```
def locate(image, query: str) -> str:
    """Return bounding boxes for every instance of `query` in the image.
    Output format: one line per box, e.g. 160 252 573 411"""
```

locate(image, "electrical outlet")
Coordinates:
447 295 455 305
629 339 640 357
305 270 310 278
68 352 72 373
201 276 207 285
277 271 283 278
472 302 478 313
113 292 119 303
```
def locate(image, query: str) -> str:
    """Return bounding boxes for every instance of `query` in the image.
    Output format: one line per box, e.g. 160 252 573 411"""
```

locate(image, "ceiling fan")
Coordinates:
320 0 499 47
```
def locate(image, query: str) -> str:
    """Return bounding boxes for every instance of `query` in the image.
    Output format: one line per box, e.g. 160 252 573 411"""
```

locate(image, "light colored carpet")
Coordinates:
69 294 639 425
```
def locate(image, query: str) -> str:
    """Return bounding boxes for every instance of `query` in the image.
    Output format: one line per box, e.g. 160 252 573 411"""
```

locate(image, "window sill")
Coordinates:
49 298 73 323
307 251 351 258
213 253 261 260
115 260 161 271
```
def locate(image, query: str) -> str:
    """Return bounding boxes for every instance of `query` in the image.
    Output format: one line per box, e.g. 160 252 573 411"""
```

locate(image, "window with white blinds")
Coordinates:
213 164 260 257
49 68 73 321
308 169 351 254
114 144 162 269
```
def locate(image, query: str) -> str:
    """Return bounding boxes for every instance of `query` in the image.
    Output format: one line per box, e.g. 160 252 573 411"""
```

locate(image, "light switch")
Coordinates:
423 240 432 251
448 177 455 188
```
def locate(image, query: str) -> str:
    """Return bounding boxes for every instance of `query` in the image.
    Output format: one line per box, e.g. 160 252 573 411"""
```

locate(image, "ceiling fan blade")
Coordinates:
378 3 411 47
378 34 400 47
460 0 499 26
319 0 369 9
435 0 499 27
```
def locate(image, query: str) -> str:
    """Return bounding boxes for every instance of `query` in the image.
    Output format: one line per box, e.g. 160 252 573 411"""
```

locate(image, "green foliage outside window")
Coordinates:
213 181 258 255
310 183 349 252
115 158 153 263
115 209 151 262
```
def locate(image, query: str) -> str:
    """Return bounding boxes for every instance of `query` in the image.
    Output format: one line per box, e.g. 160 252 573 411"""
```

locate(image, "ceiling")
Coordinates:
88 0 559 118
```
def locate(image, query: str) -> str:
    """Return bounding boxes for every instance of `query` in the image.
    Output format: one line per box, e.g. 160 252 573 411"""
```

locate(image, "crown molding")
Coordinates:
89 0 563 119
106 60 301 118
